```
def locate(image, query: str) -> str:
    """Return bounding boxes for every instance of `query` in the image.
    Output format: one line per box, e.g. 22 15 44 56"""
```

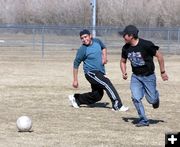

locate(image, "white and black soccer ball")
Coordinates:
16 116 32 132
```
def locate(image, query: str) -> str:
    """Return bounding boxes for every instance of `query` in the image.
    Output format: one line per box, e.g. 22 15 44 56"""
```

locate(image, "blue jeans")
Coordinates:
130 74 159 122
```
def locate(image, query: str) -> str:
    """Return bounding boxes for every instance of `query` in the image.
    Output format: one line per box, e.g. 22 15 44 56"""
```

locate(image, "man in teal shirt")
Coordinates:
69 29 128 111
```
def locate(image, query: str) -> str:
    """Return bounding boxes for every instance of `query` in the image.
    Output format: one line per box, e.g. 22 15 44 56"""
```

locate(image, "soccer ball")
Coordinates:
16 116 32 132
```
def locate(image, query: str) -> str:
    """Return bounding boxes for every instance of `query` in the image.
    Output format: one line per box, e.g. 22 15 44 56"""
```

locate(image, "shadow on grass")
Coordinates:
18 130 34 133
122 117 166 124
81 102 111 109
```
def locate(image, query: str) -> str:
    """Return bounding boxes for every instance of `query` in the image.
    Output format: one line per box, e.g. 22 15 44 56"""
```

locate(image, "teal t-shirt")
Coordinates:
74 38 106 74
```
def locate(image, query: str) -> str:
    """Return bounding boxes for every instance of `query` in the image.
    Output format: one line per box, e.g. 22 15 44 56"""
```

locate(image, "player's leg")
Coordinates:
130 74 149 126
69 72 104 108
143 74 159 109
86 71 128 111
74 84 104 106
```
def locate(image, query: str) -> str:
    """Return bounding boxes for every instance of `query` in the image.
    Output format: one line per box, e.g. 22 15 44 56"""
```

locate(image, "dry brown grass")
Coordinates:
0 44 179 146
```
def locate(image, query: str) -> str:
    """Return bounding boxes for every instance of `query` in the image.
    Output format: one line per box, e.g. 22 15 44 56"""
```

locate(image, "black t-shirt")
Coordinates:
121 38 159 76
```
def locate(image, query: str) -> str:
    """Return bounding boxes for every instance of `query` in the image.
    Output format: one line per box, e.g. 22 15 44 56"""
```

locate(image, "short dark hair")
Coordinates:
119 25 139 39
79 29 91 36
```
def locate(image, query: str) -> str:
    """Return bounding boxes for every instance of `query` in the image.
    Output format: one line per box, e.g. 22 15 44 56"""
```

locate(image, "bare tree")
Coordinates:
0 0 179 26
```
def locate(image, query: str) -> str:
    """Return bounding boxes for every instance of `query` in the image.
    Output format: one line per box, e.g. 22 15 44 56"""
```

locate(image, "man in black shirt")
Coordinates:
120 25 168 127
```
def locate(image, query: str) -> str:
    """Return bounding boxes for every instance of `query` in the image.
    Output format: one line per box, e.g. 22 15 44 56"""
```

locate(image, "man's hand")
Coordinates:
102 48 107 65
122 73 128 80
120 58 127 80
73 68 79 88
102 57 108 65
156 51 168 81
161 72 168 81
72 80 78 88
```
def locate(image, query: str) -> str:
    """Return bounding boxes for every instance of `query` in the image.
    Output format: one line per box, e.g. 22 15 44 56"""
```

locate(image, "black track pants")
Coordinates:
74 71 123 109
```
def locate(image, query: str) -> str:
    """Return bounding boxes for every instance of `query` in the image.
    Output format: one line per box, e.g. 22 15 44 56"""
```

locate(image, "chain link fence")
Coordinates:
0 24 180 58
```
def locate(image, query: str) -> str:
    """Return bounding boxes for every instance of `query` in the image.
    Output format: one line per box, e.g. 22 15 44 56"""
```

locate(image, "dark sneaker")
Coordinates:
152 99 159 109
136 120 149 127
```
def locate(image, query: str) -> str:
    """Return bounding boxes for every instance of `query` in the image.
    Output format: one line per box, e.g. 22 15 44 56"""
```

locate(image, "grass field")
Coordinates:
0 45 179 147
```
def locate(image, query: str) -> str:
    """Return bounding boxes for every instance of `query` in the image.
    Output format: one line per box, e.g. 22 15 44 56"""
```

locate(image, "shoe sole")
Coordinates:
112 108 129 112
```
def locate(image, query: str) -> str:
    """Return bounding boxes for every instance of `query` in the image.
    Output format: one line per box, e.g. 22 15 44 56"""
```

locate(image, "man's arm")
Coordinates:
155 50 168 81
102 48 108 64
120 57 128 80
73 68 79 88
73 46 86 88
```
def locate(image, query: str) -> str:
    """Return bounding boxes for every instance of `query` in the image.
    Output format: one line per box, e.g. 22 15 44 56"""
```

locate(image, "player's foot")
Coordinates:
112 105 129 112
68 95 79 108
135 120 149 127
119 105 129 111
152 99 159 109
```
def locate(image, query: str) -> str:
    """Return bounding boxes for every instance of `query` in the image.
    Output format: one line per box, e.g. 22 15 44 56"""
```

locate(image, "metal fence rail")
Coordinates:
0 24 179 58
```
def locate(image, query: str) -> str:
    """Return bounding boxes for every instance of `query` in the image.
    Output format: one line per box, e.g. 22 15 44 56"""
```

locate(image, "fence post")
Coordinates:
32 28 35 50
167 29 170 53
178 28 180 43
41 26 45 58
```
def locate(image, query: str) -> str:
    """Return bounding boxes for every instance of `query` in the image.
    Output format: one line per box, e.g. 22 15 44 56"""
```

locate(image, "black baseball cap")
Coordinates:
79 29 91 36
119 25 139 37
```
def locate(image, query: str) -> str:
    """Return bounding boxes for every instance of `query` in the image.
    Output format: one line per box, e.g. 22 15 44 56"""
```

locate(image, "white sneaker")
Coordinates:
119 105 129 111
68 95 79 108
112 105 129 112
